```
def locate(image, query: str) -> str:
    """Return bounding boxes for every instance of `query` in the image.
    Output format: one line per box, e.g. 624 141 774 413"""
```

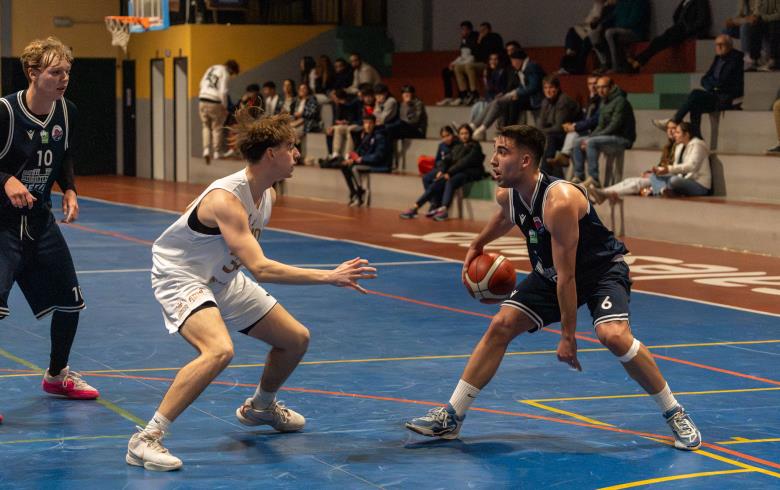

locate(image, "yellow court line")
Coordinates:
0 435 128 445
717 437 780 445
0 348 43 372
520 401 613 426
527 386 780 403
598 469 753 490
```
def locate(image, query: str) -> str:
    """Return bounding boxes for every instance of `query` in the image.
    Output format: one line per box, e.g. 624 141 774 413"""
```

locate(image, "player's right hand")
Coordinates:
4 176 36 209
328 257 377 294
462 246 483 281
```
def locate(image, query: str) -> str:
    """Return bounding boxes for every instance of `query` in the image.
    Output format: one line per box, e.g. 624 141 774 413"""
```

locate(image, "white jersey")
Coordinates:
199 64 230 105
152 169 272 289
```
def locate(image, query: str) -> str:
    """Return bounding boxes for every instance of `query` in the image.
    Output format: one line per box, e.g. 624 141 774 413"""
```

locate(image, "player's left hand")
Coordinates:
328 257 377 294
557 336 582 371
62 190 79 223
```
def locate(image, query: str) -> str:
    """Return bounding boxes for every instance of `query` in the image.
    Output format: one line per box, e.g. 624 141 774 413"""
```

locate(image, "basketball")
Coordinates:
464 254 517 303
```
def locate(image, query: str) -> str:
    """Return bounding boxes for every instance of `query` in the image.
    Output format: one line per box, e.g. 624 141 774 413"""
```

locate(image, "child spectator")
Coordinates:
340 114 391 206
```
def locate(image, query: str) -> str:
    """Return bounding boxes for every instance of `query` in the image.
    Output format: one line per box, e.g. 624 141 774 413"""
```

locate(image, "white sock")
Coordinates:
145 411 171 434
651 383 679 414
448 379 480 417
251 387 276 409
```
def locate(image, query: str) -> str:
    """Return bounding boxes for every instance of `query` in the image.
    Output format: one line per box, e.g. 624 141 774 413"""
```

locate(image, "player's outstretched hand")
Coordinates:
4 176 36 209
62 190 79 223
328 257 377 294
557 336 582 371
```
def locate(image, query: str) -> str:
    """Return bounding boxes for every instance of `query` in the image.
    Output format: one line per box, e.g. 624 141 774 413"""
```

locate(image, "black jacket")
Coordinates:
441 140 486 180
702 48 744 108
673 0 711 38
474 32 505 63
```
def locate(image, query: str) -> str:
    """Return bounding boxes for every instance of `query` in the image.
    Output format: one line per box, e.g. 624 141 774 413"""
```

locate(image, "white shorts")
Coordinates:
152 271 277 334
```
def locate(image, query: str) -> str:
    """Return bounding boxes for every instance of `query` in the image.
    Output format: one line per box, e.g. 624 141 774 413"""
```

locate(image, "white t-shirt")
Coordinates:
151 169 273 289
199 64 230 105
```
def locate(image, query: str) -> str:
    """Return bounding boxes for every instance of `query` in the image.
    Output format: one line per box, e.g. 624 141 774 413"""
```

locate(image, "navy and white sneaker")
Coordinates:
664 405 701 450
405 405 464 439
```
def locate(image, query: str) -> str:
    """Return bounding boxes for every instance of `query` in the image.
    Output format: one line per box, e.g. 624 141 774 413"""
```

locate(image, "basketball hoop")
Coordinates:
104 16 151 53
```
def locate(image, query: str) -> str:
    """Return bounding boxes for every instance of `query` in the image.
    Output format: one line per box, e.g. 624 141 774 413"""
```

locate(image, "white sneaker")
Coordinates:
436 98 452 106
448 98 463 106
472 125 486 140
235 398 305 432
223 148 237 158
651 118 670 131
757 59 776 72
126 427 182 472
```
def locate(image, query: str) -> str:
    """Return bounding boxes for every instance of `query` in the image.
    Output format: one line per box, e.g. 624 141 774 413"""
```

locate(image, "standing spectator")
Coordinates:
397 85 428 139
199 59 239 162
571 76 636 187
472 50 545 140
648 122 711 196
340 114 391 206
558 0 606 74
346 53 381 95
332 57 353 91
597 0 650 73
324 89 362 162
437 21 479 106
460 22 504 105
262 81 283 115
290 83 322 139
280 79 296 114
547 76 601 169
769 93 780 153
725 0 780 71
373 83 399 128
538 76 582 178
652 35 743 139
628 0 712 71
470 52 511 125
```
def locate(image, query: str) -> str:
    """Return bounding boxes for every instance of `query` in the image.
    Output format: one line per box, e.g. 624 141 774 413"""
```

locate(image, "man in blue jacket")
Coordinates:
340 114 391 206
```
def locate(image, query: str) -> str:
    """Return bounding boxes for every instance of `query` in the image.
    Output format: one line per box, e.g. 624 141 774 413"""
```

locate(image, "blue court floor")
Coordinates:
0 197 779 489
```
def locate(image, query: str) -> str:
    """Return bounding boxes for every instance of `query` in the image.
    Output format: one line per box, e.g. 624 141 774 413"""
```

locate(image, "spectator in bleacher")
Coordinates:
238 83 264 112
324 89 362 162
547 76 602 169
262 81 283 115
571 76 636 187
725 0 780 71
332 57 353 91
595 0 650 73
768 93 780 153
558 0 606 74
472 50 545 140
538 76 582 178
400 125 485 221
281 79 296 114
400 126 462 219
458 22 505 105
470 52 511 125
373 83 399 128
290 83 322 139
300 56 316 88
396 85 428 139
347 52 381 95
340 114 391 207
652 35 743 139
505 40 522 58
628 0 712 72
437 21 479 106
198 59 239 162
648 122 711 196
589 120 679 203
314 55 335 98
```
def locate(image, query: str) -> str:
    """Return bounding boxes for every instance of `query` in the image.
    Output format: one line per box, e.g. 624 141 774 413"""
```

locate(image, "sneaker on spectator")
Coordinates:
472 125 487 140
757 59 776 72
652 118 671 131
766 145 780 154
433 207 449 222
436 98 453 106
223 148 237 158
42 366 99 399
448 98 463 106
425 206 439 218
399 207 418 219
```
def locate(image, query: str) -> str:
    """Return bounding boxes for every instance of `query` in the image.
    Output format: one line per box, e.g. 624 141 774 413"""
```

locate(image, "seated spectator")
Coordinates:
437 21 478 106
262 81 283 115
472 50 544 140
238 83 264 112
571 76 636 187
290 83 322 139
400 124 485 222
769 93 780 153
547 76 601 169
396 85 428 139
459 22 504 105
652 35 743 139
589 120 679 203
725 0 780 71
558 0 606 74
340 114 391 206
346 52 381 94
373 83 399 128
628 0 711 71
596 0 650 73
538 76 581 178
324 88 366 163
332 57 353 90
314 55 335 101
300 56 316 88
400 126 462 219
280 79 296 114
505 40 522 58
470 52 510 124
648 122 711 197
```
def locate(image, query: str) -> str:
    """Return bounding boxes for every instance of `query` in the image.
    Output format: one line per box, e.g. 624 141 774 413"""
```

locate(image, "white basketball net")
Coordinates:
105 17 133 53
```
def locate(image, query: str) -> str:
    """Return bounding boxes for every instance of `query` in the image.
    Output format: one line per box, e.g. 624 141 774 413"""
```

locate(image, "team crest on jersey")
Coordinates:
52 125 63 141
26 130 35 140
40 130 49 144
533 217 543 230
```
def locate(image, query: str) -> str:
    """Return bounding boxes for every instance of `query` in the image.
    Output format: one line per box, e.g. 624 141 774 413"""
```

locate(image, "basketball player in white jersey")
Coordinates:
126 109 377 471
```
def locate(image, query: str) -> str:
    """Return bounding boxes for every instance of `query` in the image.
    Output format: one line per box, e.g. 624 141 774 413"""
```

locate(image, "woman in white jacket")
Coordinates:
650 121 711 197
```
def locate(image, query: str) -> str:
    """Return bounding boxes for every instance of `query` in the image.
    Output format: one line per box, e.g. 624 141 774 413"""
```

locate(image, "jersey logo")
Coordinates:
533 217 543 230
26 130 34 140
520 214 526 225
52 125 63 141
40 130 49 144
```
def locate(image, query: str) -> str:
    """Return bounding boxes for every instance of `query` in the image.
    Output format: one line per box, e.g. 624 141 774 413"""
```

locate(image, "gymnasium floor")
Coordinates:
1 180 779 489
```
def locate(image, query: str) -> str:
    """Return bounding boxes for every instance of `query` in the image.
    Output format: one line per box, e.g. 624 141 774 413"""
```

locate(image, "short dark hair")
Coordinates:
262 81 276 89
373 83 389 94
246 83 260 92
440 125 455 136
401 84 415 94
677 121 693 136
225 59 240 75
460 21 473 30
542 75 560 88
505 40 522 50
510 49 528 60
333 88 348 100
362 113 376 122
358 84 374 97
497 125 546 168
480 22 492 30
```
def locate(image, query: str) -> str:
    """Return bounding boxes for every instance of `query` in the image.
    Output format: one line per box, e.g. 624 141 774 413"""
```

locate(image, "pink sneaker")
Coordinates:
42 366 100 399
0 413 3 424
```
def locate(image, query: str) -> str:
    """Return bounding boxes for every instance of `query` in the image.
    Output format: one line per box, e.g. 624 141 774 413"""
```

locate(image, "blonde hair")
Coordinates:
231 107 295 164
20 37 74 82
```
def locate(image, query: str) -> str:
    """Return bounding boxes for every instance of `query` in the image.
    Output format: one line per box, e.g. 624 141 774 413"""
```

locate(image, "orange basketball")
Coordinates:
464 253 517 303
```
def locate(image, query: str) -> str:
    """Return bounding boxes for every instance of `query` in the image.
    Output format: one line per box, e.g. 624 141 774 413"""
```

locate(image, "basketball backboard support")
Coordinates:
128 0 170 33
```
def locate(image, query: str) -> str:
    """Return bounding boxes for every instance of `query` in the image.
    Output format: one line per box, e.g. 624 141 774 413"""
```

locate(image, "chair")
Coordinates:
601 148 625 187
453 182 474 219
708 98 742 152
355 164 392 207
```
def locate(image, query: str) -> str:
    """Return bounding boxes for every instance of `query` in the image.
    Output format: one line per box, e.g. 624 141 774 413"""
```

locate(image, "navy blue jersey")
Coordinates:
0 90 75 214
508 172 628 284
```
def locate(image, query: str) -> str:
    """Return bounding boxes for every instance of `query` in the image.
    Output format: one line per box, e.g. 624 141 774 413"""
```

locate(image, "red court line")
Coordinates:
83 371 780 471
62 223 154 246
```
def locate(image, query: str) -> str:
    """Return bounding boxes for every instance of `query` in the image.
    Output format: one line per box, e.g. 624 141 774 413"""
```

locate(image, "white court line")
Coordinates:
74 195 780 319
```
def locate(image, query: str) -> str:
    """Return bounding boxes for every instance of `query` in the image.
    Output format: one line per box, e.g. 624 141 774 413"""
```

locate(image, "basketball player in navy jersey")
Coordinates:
0 37 100 425
406 125 701 451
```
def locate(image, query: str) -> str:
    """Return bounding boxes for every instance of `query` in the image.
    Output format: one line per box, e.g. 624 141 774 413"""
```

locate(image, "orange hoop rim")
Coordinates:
105 15 152 30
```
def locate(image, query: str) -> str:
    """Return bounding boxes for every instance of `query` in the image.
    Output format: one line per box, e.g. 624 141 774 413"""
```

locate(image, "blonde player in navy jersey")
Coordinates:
405 125 701 451
126 108 377 471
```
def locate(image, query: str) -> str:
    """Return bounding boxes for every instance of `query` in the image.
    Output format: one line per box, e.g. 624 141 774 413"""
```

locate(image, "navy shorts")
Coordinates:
502 260 631 332
0 210 85 320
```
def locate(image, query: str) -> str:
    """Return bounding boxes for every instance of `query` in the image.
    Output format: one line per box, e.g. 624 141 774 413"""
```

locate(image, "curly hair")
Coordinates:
20 37 74 82
231 107 295 164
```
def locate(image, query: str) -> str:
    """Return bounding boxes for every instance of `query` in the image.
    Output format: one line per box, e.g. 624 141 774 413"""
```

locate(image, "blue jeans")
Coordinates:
669 176 710 196
571 135 631 182
649 173 671 195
